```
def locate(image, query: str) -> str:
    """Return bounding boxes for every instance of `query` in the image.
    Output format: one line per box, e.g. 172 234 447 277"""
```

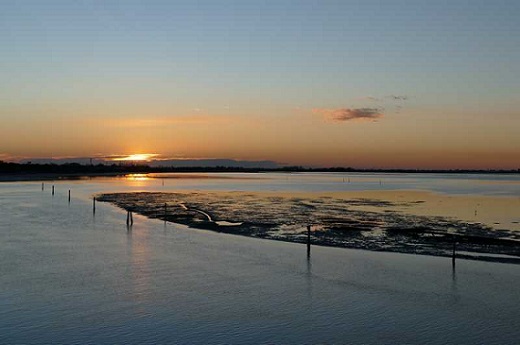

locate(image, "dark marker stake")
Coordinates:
68 190 71 203
93 197 96 214
42 182 44 191
52 185 55 196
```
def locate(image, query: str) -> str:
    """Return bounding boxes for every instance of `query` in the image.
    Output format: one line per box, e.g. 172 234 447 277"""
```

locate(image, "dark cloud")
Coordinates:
312 108 383 122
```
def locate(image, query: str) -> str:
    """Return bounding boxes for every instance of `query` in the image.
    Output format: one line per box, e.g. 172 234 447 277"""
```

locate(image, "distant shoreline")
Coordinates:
1 170 520 183
0 172 128 182
1 161 519 182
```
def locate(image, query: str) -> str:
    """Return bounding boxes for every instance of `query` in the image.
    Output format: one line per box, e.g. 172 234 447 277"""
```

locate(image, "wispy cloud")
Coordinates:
0 153 32 162
358 94 409 102
312 108 384 122
387 95 408 101
0 153 13 162
96 115 232 128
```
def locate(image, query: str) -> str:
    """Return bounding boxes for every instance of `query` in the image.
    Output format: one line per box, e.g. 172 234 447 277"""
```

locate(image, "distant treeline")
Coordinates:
0 161 151 175
1 161 519 176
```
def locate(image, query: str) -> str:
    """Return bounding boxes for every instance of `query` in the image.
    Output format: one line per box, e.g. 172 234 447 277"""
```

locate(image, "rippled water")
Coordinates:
1 175 519 344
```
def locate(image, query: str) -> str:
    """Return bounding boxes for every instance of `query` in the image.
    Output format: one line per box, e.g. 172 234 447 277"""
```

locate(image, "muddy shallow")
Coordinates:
98 191 520 263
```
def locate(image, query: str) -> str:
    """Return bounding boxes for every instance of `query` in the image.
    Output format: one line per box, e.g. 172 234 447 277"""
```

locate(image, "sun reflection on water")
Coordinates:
121 173 154 187
125 173 150 181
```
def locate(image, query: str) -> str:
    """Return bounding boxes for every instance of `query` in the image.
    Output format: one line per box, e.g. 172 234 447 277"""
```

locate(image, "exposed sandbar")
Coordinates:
97 190 520 263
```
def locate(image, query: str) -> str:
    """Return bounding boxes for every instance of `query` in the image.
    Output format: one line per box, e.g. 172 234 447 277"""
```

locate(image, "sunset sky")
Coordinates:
1 1 519 169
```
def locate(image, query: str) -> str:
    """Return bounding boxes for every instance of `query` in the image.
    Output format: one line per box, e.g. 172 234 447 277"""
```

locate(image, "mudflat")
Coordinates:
98 190 520 263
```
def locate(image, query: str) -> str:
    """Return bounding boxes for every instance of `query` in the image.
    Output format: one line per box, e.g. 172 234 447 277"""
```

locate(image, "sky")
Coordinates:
1 0 519 169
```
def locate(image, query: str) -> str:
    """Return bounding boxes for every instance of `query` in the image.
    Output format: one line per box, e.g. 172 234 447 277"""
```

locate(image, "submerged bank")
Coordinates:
97 191 520 263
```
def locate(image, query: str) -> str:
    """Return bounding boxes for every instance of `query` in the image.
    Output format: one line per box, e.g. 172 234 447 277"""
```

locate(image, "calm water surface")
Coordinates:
137 172 520 196
1 174 519 344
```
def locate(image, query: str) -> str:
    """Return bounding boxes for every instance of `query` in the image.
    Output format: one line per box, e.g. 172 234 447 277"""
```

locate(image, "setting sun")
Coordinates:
112 154 158 162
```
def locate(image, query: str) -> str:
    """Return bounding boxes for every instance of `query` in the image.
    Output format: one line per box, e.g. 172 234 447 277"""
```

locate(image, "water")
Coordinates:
150 172 520 195
1 175 519 344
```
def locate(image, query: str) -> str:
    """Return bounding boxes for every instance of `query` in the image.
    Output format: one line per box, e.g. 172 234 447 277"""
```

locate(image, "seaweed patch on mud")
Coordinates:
97 192 520 263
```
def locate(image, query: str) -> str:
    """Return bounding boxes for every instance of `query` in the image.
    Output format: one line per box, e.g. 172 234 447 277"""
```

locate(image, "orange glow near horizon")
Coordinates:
1 105 519 169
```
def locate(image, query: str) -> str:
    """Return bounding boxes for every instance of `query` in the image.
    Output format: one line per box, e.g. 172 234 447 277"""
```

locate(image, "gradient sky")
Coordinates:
1 0 519 169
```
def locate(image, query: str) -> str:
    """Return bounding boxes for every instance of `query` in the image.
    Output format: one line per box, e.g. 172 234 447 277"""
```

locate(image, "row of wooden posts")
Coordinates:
44 182 313 255
44 182 96 209
41 183 457 263
42 182 134 226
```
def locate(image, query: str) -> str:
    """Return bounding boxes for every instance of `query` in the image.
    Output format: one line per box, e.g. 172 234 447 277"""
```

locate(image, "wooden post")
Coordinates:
130 211 134 226
68 190 71 203
93 197 96 214
126 211 130 226
52 185 55 196
307 225 311 257
41 182 44 191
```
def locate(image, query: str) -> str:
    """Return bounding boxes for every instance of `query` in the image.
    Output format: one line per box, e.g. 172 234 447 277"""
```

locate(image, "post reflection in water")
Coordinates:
126 221 153 312
450 260 461 304
452 261 457 284
305 251 314 304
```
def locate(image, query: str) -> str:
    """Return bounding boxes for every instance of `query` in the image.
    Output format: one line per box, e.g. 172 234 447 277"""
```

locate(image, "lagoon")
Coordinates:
1 173 519 344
